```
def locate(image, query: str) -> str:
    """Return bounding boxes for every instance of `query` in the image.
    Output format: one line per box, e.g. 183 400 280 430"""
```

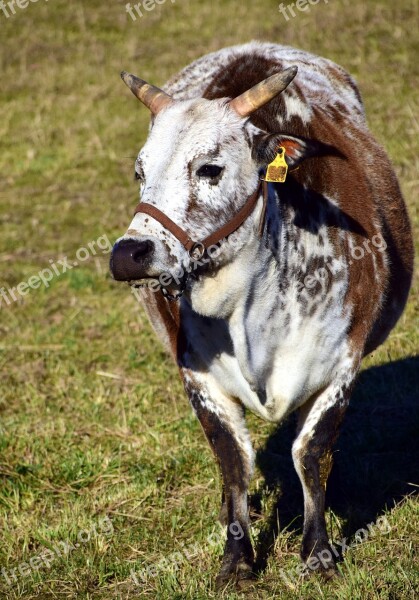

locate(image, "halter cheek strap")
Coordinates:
133 179 269 260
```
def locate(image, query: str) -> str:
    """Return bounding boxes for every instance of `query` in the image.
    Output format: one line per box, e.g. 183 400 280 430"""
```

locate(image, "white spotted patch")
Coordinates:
164 41 365 124
179 185 353 424
119 41 393 429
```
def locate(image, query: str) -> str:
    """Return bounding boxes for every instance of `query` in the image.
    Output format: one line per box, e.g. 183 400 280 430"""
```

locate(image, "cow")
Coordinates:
110 42 413 588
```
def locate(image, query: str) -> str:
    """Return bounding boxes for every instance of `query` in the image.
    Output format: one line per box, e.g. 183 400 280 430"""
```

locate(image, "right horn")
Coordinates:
229 66 298 117
120 71 173 115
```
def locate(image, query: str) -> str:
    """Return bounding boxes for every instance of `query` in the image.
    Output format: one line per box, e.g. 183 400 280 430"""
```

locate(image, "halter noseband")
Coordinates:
133 179 269 261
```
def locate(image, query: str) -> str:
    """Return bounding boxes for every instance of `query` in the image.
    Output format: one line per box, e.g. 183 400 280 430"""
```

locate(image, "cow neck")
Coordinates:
133 179 269 260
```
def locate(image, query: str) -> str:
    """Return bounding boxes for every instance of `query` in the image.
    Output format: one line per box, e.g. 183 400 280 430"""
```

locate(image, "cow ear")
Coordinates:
252 133 323 169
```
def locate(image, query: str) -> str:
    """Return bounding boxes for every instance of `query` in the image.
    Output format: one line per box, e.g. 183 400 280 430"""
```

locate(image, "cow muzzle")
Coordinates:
110 238 155 281
110 180 268 298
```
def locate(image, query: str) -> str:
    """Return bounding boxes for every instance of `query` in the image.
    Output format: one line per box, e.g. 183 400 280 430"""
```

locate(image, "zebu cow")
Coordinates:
110 42 413 587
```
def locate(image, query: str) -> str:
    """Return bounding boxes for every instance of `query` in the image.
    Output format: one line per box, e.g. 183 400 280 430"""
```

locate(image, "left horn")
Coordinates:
120 71 173 115
229 66 298 117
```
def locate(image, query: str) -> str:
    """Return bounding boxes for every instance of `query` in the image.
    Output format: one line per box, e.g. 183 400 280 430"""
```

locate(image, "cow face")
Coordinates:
110 68 315 292
111 99 259 287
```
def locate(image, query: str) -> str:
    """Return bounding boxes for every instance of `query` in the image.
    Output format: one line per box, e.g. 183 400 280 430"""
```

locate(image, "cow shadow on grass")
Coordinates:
251 355 419 573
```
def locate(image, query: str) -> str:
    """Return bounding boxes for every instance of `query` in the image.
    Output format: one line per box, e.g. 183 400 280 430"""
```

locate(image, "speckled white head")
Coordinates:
127 98 258 271
114 66 309 286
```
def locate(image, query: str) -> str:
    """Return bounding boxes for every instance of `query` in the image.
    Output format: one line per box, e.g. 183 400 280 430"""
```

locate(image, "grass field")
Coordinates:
0 0 418 598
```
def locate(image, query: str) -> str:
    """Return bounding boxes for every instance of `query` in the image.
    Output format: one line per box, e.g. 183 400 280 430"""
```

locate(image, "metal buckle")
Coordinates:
161 286 184 302
189 241 205 260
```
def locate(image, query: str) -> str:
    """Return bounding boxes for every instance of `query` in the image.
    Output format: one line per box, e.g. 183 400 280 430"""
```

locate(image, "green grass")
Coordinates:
0 0 418 598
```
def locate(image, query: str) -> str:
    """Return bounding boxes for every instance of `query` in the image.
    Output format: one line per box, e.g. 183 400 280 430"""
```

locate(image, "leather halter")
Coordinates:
133 179 269 260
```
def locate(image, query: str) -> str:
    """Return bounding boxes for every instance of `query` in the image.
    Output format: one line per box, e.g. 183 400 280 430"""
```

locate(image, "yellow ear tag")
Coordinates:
264 146 288 183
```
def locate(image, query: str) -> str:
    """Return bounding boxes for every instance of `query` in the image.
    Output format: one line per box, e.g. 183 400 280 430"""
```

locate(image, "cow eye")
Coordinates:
196 164 224 178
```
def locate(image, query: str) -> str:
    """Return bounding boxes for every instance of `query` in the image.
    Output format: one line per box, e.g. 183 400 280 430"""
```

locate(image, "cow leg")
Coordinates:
184 377 255 588
219 488 228 525
291 379 353 578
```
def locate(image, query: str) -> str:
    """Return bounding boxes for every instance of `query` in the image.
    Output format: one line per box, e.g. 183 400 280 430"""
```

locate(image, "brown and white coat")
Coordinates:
110 42 413 588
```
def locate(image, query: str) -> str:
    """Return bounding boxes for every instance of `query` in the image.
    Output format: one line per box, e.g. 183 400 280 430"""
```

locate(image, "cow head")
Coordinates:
110 66 316 295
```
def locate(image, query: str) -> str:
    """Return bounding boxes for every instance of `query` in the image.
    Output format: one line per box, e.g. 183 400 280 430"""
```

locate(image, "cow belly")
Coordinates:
205 334 350 424
148 286 352 423
264 341 348 421
180 296 351 423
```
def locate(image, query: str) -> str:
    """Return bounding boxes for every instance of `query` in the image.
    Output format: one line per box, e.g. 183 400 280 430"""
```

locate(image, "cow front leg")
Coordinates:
184 377 255 589
292 380 353 578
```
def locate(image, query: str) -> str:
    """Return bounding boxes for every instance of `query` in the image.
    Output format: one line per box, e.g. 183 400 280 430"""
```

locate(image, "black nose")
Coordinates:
110 238 155 281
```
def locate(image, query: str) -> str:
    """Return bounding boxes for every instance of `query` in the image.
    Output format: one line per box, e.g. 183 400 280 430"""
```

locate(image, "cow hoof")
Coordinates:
319 563 341 581
302 557 340 581
215 561 255 590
